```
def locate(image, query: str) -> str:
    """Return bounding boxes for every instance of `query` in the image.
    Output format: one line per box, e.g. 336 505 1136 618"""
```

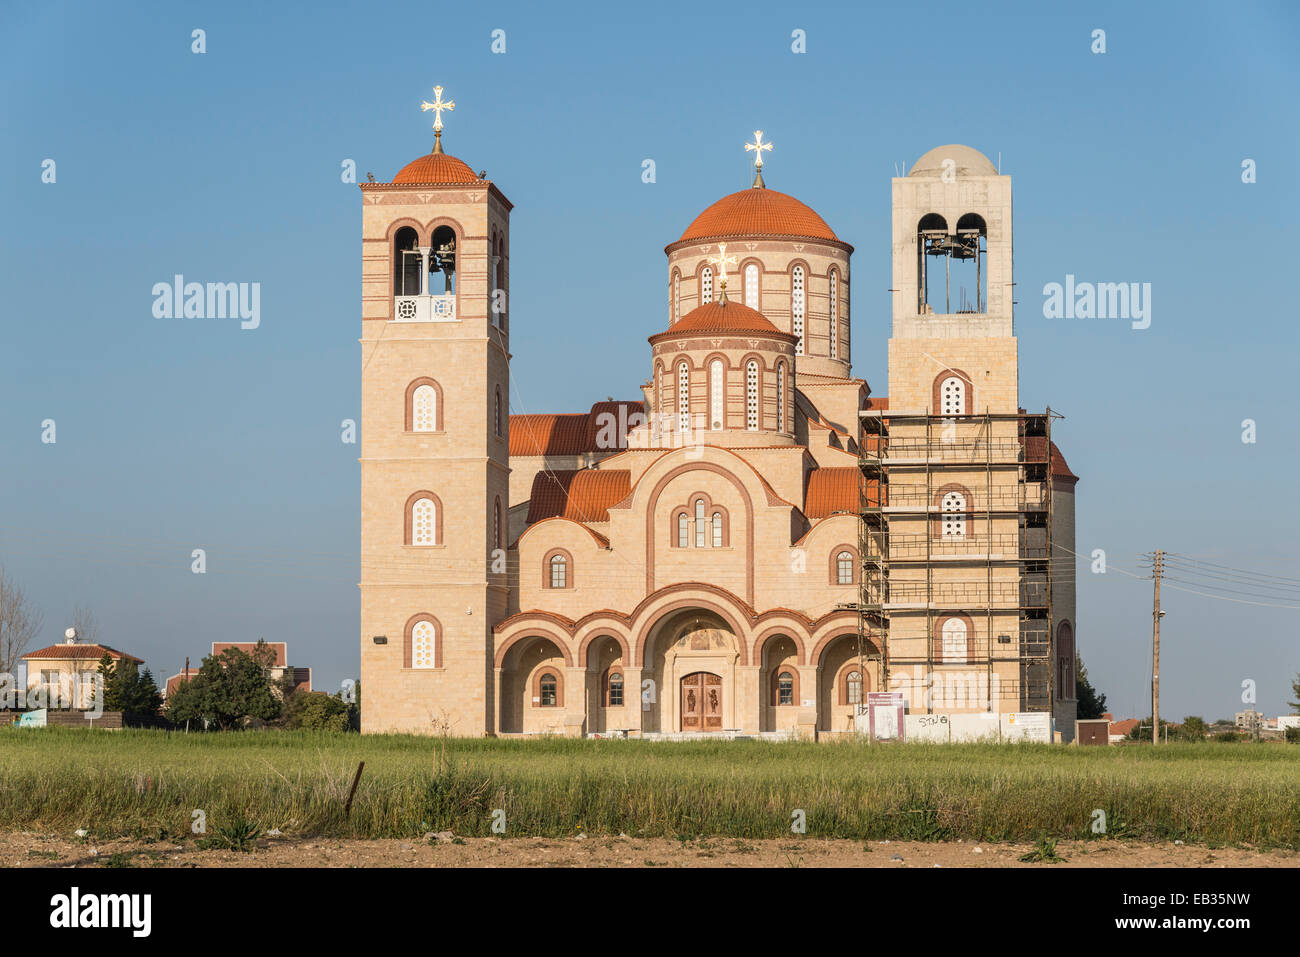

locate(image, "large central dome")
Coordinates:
678 187 839 243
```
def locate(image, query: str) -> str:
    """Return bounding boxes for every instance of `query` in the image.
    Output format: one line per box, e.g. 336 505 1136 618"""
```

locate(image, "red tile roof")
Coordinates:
391 151 482 185
212 641 287 667
1110 718 1140 737
23 643 143 663
805 468 862 519
865 396 890 410
651 300 789 340
678 188 839 243
526 469 633 524
1023 437 1079 483
509 401 645 457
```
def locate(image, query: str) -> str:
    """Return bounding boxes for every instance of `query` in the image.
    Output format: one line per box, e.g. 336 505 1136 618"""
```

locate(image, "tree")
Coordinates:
1180 715 1208 741
71 606 99 646
92 653 162 714
282 689 350 731
1289 673 1300 713
1074 652 1108 720
164 647 280 730
0 568 43 674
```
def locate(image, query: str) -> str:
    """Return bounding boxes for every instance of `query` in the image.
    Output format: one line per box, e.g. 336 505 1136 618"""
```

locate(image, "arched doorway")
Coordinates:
642 610 740 733
499 635 568 734
817 634 879 733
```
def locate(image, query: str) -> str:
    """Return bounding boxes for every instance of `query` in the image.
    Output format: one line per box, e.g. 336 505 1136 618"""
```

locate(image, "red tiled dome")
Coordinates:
392 151 482 185
679 187 838 242
654 300 787 338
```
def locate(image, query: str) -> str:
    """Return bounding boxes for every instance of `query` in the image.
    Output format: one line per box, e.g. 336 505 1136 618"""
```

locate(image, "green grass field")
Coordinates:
2 728 1296 847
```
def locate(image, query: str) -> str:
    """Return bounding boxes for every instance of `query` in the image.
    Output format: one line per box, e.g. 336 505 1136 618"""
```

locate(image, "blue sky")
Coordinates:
2 0 1297 721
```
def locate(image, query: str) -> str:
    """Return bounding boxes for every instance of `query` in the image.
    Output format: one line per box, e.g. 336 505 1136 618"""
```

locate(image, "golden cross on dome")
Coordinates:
421 85 455 152
745 130 772 187
708 243 738 303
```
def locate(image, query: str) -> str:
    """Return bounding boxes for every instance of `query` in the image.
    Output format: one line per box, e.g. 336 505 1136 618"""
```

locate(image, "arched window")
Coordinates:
411 619 437 668
677 512 689 548
744 264 759 308
494 387 503 437
777 672 794 706
712 512 723 548
836 550 854 585
941 491 967 538
776 361 787 433
493 497 502 550
430 224 457 296
1057 622 1075 699
606 670 624 707
672 271 680 325
411 496 437 545
694 499 707 548
393 226 421 297
412 384 437 432
677 362 690 433
829 270 839 359
791 266 805 355
745 360 759 430
701 266 713 304
538 671 559 707
549 553 567 588
941 618 968 664
940 375 965 416
709 359 724 430
846 670 863 705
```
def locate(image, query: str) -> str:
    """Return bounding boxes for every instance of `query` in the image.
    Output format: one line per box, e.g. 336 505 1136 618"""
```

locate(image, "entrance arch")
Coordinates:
642 609 740 733
680 671 723 731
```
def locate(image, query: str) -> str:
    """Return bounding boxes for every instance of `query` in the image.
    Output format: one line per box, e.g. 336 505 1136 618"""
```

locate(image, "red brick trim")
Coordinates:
830 543 858 585
577 631 631 669
646 465 753 603
543 548 574 589
770 667 800 707
404 377 444 432
753 628 807 668
932 368 974 415
836 660 870 705
403 613 442 669
932 483 974 538
404 490 443 545
933 612 976 665
533 668 564 708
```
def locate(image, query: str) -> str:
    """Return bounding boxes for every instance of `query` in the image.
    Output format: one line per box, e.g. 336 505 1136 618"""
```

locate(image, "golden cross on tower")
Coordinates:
421 85 455 153
708 243 738 304
744 130 773 188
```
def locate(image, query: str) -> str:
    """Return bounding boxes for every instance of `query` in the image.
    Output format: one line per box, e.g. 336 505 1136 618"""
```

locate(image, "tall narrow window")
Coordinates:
791 266 805 355
745 360 759 431
411 620 437 668
539 672 558 707
846 670 863 705
678 362 690 433
412 497 437 545
777 672 794 706
412 384 437 432
940 375 965 416
941 491 967 538
607 671 624 707
712 512 723 547
744 264 759 308
494 387 502 437
549 554 567 588
709 359 724 430
672 272 680 324
837 550 853 584
493 497 502 550
701 267 713 304
677 513 689 548
829 271 839 359
776 361 787 433
694 499 706 548
941 619 968 664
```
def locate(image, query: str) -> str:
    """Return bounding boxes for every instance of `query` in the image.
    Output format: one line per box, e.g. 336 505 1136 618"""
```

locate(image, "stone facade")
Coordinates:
358 138 1079 739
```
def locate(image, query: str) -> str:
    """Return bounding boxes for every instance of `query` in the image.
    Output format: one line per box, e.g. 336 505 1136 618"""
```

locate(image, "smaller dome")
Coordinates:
908 145 998 178
392 151 482 185
652 300 788 339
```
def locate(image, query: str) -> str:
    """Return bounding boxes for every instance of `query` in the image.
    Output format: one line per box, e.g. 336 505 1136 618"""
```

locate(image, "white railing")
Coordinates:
393 294 457 322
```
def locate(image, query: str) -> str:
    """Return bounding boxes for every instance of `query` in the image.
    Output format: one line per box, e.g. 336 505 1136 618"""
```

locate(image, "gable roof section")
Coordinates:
526 470 633 524
805 467 862 519
509 401 645 457
24 643 143 664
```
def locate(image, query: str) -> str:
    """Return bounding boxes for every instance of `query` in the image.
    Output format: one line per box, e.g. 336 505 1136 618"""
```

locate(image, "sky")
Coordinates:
1 0 1297 722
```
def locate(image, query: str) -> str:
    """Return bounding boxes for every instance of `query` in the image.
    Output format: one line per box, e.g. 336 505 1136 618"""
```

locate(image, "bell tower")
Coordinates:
887 144 1016 413
358 87 512 734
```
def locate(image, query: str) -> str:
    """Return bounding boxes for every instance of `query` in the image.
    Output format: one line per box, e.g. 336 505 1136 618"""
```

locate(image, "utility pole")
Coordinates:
1151 549 1164 745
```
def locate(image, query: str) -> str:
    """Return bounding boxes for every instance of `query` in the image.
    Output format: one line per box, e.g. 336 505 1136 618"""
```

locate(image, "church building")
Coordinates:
358 88 1079 740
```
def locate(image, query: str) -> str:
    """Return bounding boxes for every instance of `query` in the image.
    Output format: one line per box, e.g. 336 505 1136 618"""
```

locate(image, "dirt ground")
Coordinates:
4 831 1297 868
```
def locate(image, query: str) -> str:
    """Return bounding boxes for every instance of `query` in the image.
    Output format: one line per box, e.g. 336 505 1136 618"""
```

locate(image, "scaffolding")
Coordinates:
854 408 1058 718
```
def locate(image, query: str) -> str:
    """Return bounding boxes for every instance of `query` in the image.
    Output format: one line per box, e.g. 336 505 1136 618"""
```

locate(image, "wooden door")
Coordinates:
681 672 722 731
